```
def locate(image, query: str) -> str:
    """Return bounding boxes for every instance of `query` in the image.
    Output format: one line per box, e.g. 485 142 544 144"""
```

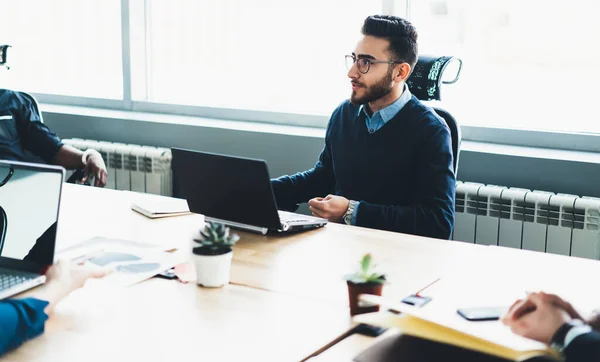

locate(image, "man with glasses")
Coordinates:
271 15 455 239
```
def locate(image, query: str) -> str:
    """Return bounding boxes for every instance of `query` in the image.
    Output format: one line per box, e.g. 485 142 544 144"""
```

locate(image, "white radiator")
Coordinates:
454 181 600 260
62 138 172 196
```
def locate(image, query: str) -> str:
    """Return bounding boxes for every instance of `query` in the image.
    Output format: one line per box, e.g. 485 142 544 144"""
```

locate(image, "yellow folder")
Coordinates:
354 295 563 362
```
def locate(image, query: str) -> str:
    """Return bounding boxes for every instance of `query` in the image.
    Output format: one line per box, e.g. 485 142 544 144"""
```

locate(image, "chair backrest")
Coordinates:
407 55 462 174
432 107 461 175
0 166 13 253
0 205 6 253
0 45 10 69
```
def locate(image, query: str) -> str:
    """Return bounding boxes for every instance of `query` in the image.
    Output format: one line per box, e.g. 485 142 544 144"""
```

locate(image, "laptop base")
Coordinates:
204 216 326 235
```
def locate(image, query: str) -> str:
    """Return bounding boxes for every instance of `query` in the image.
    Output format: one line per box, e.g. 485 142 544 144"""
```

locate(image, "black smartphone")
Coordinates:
457 307 508 321
155 268 178 280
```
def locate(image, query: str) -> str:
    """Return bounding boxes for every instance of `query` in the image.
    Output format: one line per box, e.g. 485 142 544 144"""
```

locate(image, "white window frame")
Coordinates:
28 0 600 153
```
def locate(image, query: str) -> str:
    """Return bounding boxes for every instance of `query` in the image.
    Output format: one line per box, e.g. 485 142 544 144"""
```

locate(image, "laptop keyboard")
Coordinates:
0 269 38 292
278 211 320 224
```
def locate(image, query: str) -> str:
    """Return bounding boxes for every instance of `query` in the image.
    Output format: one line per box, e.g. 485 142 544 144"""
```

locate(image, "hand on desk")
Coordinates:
308 195 349 222
501 292 571 344
29 260 109 313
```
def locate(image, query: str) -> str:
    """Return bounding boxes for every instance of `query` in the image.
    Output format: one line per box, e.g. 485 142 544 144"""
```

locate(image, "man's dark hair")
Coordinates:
361 15 418 71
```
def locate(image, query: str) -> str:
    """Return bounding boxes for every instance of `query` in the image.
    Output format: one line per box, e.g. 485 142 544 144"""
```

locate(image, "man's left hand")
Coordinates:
308 194 349 222
83 153 108 187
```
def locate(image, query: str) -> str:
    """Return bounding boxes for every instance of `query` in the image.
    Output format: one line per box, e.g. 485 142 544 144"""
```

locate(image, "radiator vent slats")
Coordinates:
453 182 600 260
63 139 172 196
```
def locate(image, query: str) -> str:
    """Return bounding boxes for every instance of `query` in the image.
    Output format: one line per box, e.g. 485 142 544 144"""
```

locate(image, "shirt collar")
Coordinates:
360 83 412 123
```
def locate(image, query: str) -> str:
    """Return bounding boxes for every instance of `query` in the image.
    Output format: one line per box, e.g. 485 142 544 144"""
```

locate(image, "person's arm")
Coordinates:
12 92 63 165
52 145 108 187
271 118 337 211
52 144 85 169
0 261 108 356
0 298 49 356
564 330 600 361
355 121 456 239
11 92 107 187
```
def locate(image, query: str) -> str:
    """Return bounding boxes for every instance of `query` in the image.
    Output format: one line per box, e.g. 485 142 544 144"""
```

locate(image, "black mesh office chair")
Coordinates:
0 45 10 69
0 166 14 253
407 55 462 174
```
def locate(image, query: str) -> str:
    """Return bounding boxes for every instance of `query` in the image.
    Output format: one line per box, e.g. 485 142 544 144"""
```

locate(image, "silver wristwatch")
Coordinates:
343 200 358 225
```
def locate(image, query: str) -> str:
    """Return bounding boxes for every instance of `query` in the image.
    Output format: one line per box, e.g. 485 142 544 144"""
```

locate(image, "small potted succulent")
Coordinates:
193 222 239 287
344 253 386 316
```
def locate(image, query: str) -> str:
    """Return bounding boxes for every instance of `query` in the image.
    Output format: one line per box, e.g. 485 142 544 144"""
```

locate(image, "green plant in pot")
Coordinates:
344 253 386 316
193 222 239 287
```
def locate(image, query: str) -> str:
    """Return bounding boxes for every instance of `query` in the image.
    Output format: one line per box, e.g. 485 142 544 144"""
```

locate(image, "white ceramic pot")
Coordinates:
193 250 233 287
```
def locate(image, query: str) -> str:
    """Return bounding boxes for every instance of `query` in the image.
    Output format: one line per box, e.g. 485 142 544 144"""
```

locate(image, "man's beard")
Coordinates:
350 68 394 105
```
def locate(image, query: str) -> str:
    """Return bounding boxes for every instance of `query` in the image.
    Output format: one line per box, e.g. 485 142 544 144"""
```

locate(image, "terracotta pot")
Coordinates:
347 281 384 316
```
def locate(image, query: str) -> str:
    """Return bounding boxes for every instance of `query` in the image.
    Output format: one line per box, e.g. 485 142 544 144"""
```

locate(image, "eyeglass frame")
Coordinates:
345 54 404 74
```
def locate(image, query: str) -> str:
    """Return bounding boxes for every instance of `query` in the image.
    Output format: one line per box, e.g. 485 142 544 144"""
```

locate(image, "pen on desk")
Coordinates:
415 277 442 297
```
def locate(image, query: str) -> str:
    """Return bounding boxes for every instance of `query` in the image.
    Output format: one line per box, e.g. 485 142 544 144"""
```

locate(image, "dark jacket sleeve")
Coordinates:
355 118 456 239
564 331 600 362
13 92 63 164
271 116 337 211
0 298 49 356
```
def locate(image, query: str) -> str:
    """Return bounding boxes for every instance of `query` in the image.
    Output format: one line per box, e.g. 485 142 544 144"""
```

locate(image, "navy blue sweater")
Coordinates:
272 96 455 239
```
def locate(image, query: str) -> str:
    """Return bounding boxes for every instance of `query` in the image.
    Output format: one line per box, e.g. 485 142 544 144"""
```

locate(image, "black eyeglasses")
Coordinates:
345 54 402 74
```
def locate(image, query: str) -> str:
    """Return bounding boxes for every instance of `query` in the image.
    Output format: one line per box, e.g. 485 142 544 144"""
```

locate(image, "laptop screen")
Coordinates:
172 148 283 230
0 162 63 269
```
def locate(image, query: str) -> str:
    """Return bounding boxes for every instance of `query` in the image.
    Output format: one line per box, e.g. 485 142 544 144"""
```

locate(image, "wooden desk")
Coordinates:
55 184 490 308
5 184 600 361
3 185 353 362
3 279 351 362
232 225 488 306
234 224 600 312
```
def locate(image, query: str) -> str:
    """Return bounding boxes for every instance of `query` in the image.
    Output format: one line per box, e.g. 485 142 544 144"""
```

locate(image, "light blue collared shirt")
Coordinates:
359 83 412 134
349 84 412 225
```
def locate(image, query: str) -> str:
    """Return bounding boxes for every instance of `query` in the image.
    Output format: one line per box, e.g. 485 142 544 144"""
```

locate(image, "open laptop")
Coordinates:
0 160 64 300
172 148 327 235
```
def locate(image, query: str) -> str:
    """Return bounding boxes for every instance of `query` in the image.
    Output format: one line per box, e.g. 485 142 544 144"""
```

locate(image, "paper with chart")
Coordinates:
57 237 181 286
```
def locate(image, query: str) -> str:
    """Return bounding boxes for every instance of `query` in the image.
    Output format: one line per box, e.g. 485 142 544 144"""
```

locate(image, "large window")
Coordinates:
0 0 123 99
411 0 600 134
139 0 381 116
1 0 599 139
